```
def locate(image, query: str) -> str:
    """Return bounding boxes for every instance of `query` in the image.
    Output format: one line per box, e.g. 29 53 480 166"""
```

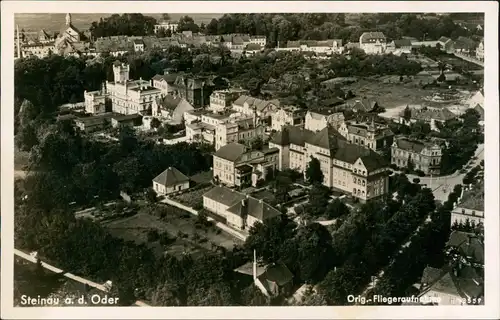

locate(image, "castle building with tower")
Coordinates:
104 61 163 115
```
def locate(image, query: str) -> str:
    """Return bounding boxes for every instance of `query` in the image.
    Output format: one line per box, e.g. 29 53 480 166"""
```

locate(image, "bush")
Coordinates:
415 170 426 177
480 160 484 167
191 232 200 242
413 178 421 184
390 164 399 170
159 232 176 246
146 229 159 242
177 230 188 239
215 228 222 235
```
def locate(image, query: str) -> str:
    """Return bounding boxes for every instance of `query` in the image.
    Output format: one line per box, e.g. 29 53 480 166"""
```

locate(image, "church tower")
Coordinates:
65 13 72 26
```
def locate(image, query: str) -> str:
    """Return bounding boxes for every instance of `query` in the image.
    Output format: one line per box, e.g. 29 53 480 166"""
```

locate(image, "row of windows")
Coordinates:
354 177 366 186
353 168 366 175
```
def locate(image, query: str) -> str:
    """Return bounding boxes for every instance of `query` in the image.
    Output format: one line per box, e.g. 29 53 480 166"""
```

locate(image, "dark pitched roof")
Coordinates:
420 266 483 299
394 39 412 47
213 143 247 162
438 36 452 43
308 126 346 150
203 186 246 207
151 73 180 84
446 231 484 264
227 196 281 221
360 32 386 43
270 125 315 147
358 151 389 172
156 95 182 111
407 107 457 122
112 114 142 122
394 137 427 153
350 98 378 113
258 262 294 287
153 167 190 187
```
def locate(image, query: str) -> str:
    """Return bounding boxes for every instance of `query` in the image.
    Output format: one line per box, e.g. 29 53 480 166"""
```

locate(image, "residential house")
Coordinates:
451 207 484 228
154 21 179 34
399 106 457 131
106 62 163 115
359 32 387 54
418 264 483 305
338 119 394 151
386 39 413 54
209 88 249 112
391 137 442 175
203 186 282 230
152 94 194 124
475 39 484 61
74 113 114 133
269 125 390 202
212 143 278 188
152 167 190 195
348 98 380 113
271 106 306 132
133 39 145 52
304 110 345 132
232 95 280 125
446 231 484 267
452 36 477 55
170 75 215 108
438 36 454 52
84 89 107 115
215 116 265 151
110 113 142 128
234 251 294 297
21 42 56 59
249 35 267 47
278 39 343 55
151 71 180 95
185 110 238 144
38 29 54 43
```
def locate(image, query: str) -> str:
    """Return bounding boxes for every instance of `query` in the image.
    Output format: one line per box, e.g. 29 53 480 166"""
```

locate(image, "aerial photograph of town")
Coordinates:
10 9 488 310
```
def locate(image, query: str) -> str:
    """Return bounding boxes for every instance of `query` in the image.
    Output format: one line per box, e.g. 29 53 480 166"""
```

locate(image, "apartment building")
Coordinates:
359 32 387 54
209 88 249 112
304 110 345 132
391 137 442 175
271 106 306 132
232 95 280 124
399 106 457 131
212 143 279 187
338 120 394 151
269 125 390 202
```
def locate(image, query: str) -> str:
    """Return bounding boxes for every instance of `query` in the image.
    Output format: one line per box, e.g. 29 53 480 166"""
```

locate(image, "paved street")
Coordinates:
406 143 484 202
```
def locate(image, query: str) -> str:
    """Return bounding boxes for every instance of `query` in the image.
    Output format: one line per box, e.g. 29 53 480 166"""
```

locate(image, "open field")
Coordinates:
15 13 222 32
344 78 436 109
103 205 241 259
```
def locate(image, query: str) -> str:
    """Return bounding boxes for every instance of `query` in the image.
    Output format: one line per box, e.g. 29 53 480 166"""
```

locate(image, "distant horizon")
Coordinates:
14 13 222 32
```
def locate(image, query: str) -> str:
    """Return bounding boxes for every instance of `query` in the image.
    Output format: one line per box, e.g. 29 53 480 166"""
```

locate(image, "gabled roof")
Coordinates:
350 98 378 113
394 39 413 47
406 107 457 122
270 125 315 147
227 196 281 221
233 95 279 112
446 231 484 264
156 95 183 111
360 32 386 43
258 262 294 287
153 167 190 187
438 36 452 43
394 137 432 153
308 126 346 151
203 186 246 207
420 265 483 299
213 143 247 162
151 72 180 84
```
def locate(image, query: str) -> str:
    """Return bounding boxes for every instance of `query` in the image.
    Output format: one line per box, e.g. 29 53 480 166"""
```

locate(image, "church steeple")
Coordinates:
65 13 72 26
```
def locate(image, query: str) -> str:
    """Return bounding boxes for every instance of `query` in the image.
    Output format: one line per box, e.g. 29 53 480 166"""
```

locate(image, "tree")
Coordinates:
152 281 183 306
16 122 39 152
250 136 264 150
144 188 157 203
306 157 324 185
306 184 332 219
326 199 350 219
187 284 234 306
162 14 171 21
150 118 162 129
241 285 269 306
295 223 334 283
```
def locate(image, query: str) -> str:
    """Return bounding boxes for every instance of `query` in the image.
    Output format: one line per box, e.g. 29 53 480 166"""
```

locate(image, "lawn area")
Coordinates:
344 78 436 109
189 170 213 185
171 185 213 209
102 204 242 259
